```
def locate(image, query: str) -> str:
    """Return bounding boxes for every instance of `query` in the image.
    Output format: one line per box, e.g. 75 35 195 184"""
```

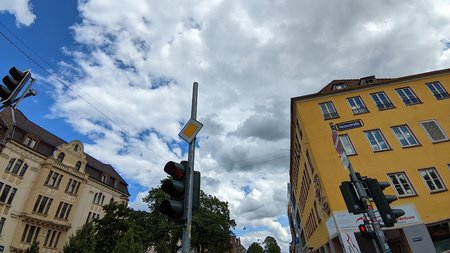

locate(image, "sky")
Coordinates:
1 0 450 252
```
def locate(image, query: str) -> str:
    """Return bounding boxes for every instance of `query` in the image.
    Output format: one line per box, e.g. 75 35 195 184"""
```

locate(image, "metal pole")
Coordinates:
182 82 198 253
330 124 390 253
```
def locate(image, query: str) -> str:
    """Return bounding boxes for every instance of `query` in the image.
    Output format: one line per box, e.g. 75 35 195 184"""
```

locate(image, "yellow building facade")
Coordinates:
288 69 450 253
0 107 129 252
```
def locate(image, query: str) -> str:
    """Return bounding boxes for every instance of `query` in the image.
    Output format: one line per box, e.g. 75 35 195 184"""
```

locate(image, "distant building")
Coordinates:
229 235 247 253
0 107 129 252
288 69 450 252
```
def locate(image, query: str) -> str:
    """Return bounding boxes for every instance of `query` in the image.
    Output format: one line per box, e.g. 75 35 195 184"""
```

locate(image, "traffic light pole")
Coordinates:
330 124 390 253
182 82 199 253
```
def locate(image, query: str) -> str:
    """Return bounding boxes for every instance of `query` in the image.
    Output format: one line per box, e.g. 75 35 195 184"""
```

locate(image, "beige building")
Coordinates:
0 107 129 252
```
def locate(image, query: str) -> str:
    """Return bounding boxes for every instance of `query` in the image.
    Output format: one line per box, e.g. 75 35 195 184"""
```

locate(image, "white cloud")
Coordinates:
8 0 450 252
0 0 35 26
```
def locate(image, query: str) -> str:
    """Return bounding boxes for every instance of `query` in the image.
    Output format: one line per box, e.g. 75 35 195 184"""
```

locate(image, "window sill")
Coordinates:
401 144 422 149
352 110 369 115
397 193 418 199
373 148 393 153
377 106 395 111
404 101 422 106
431 139 449 144
429 188 448 194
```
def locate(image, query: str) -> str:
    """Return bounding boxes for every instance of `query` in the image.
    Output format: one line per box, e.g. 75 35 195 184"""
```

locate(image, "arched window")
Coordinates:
74 144 79 151
56 152 65 163
75 161 82 171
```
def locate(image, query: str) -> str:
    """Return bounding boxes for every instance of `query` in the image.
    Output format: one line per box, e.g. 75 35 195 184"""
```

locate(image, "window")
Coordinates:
55 202 72 220
364 129 391 151
420 120 448 143
5 158 28 177
44 171 63 188
86 212 101 223
0 184 17 204
21 224 41 243
101 174 108 184
427 81 449 100
56 152 65 163
23 136 37 149
0 217 5 235
339 134 356 155
44 229 61 248
93 192 105 205
347 96 369 114
75 161 82 171
334 83 347 90
391 125 420 147
319 102 339 120
388 173 416 197
65 179 80 195
419 168 446 192
33 195 53 215
370 92 394 110
395 87 421 105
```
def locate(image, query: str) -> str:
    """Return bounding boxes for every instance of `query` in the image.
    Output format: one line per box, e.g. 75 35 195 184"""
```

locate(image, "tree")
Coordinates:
63 222 96 253
247 242 264 253
264 236 281 253
113 223 146 253
25 241 39 253
143 187 236 253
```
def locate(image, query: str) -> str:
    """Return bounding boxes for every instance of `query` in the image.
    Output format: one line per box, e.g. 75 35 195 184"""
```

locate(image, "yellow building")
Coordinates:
288 69 450 253
0 107 129 252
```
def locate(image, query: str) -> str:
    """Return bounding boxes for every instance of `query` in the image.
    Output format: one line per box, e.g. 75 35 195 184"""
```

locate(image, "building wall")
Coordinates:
290 70 450 251
0 139 128 252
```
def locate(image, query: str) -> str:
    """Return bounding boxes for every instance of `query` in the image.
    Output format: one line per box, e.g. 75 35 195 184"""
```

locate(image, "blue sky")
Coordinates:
2 0 450 252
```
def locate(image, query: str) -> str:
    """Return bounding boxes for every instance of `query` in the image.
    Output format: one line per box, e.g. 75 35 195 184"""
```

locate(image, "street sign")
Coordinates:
179 118 203 143
332 129 349 171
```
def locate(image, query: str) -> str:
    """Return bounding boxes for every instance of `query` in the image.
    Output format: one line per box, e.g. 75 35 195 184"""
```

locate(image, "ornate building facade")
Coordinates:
0 107 129 252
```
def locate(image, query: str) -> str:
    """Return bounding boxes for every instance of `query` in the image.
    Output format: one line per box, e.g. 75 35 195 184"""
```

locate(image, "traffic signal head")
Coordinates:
358 224 375 239
159 161 188 221
340 181 365 214
1 67 31 103
365 178 405 227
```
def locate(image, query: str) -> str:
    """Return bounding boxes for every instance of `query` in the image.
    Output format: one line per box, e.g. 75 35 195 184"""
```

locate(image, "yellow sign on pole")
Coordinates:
179 118 203 143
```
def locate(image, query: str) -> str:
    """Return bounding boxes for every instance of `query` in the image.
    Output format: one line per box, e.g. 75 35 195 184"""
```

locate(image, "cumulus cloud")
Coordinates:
6 0 450 252
0 0 35 26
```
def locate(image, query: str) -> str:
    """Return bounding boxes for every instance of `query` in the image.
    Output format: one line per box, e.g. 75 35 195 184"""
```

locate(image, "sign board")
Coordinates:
179 118 203 143
336 119 363 131
332 129 349 171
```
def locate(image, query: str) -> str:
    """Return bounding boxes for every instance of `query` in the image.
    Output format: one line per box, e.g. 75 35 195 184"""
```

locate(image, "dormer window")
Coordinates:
56 152 65 163
75 161 82 171
23 136 37 149
101 174 108 184
333 83 347 90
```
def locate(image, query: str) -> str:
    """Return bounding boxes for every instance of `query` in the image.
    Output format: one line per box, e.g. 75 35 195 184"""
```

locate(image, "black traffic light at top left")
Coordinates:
159 161 188 221
1 66 32 104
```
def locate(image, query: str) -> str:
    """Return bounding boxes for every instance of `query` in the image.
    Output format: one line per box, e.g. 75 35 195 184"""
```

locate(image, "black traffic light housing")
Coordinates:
159 161 188 221
365 178 405 227
340 181 365 214
358 223 375 240
1 67 31 104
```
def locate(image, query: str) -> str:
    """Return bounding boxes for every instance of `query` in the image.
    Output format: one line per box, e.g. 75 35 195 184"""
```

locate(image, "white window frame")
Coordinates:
420 120 448 143
391 125 420 147
364 129 391 151
319 101 339 120
395 87 421 105
347 96 369 114
419 168 446 193
339 134 357 155
370 92 394 110
427 81 450 100
388 172 416 197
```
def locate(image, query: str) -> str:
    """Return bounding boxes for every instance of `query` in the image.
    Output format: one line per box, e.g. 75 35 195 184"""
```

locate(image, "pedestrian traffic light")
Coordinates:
1 67 31 104
365 178 405 227
340 181 365 214
159 161 188 221
358 223 375 239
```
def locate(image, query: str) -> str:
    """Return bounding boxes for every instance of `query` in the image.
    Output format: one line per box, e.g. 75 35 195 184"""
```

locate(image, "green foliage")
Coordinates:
25 241 39 253
113 223 146 253
63 222 96 253
264 236 281 253
247 242 264 253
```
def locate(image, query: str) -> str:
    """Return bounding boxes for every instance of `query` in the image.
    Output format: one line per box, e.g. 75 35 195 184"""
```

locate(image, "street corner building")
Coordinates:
0 107 130 252
287 69 450 253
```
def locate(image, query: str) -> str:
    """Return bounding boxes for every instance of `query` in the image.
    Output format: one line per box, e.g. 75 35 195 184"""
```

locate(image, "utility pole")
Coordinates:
331 124 391 253
182 82 199 253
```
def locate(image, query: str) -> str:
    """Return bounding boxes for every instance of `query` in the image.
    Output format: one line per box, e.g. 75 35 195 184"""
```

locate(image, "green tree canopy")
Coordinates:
264 236 281 253
63 222 96 253
248 242 264 253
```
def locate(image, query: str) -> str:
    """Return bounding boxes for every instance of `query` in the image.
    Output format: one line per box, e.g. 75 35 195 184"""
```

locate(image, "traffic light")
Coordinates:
159 161 188 221
358 223 375 239
365 178 405 227
192 170 201 211
1 67 31 104
340 181 365 214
